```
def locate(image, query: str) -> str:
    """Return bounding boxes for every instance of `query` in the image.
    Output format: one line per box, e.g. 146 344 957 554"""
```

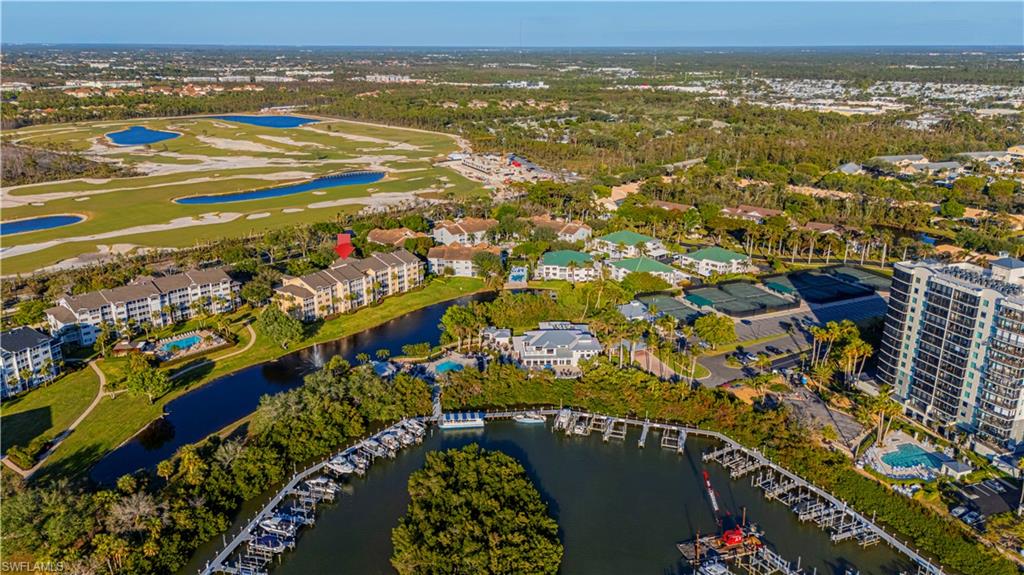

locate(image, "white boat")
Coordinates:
698 561 733 575
439 411 485 430
378 433 401 450
513 412 546 424
258 516 300 537
326 456 356 475
572 422 587 435
249 534 293 554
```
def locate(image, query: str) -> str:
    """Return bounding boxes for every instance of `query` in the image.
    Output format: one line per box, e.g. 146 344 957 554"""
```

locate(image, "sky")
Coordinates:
2 1 1022 47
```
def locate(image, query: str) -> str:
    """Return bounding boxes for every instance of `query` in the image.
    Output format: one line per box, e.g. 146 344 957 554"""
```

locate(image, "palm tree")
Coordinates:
376 348 391 361
356 352 370 364
754 353 772 374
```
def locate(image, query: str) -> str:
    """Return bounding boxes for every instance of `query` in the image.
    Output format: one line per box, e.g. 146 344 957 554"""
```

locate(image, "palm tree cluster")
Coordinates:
808 320 873 388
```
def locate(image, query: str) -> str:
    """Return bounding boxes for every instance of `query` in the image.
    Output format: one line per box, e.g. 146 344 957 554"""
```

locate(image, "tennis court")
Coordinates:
637 294 701 323
825 265 892 291
683 281 797 318
763 270 875 304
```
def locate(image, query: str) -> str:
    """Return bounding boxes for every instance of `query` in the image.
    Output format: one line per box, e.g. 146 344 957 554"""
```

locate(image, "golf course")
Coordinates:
1 114 485 274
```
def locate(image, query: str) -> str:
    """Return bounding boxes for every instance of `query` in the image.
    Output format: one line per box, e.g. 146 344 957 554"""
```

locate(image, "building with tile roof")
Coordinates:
275 250 424 321
677 247 753 277
536 250 598 282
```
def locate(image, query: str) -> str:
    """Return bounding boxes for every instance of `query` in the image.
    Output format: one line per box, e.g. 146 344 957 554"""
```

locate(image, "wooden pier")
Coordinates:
199 408 945 575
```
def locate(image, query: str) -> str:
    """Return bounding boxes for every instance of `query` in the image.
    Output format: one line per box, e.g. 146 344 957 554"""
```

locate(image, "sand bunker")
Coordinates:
196 135 288 153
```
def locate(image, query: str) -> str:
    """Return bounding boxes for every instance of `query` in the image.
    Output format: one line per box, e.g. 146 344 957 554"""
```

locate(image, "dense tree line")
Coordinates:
443 360 1016 575
391 445 562 575
0 360 432 574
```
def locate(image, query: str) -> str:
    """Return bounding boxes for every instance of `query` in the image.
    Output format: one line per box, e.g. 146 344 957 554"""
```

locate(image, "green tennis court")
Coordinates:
684 281 797 318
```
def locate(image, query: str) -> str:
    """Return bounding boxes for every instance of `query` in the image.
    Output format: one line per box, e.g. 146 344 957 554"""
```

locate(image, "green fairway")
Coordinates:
34 277 486 480
0 367 101 453
2 115 484 274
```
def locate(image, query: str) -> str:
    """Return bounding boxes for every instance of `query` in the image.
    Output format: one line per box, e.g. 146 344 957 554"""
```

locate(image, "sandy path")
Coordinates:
195 135 291 154
2 170 318 206
258 134 327 148
0 212 243 259
302 126 423 151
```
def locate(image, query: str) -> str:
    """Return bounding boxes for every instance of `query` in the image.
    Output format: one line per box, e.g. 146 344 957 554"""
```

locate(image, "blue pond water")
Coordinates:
175 171 385 205
0 215 84 236
107 126 180 146
881 443 942 470
210 115 318 128
161 335 201 353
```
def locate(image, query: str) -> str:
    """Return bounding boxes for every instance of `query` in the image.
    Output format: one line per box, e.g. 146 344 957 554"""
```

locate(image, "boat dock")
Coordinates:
198 408 945 575
198 419 426 575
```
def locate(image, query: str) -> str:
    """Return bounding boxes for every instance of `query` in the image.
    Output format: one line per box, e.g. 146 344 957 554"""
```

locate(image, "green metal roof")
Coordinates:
683 246 748 263
541 250 593 267
596 230 656 246
611 257 675 274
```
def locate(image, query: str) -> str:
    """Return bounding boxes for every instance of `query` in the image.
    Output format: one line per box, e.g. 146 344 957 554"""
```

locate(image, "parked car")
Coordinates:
950 506 968 518
962 511 981 525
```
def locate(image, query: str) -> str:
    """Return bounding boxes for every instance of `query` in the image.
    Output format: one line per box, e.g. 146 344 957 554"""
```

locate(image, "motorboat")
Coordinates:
249 534 294 554
513 412 546 424
326 456 356 475
258 515 300 537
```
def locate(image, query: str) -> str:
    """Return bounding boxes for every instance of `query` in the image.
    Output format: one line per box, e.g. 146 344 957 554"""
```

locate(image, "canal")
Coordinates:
90 292 496 484
243 422 912 575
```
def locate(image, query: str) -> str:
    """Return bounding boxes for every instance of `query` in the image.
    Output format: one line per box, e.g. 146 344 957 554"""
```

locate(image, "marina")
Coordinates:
194 410 931 575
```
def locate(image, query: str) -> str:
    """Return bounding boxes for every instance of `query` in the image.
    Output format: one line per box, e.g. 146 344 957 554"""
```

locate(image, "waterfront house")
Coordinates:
608 257 687 285
426 244 502 278
1 327 63 398
432 217 499 245
366 227 428 247
677 247 752 277
536 250 599 282
46 267 237 346
511 322 603 370
275 250 423 321
590 230 666 259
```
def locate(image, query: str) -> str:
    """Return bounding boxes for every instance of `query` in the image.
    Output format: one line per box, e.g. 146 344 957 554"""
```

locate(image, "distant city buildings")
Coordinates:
46 268 237 346
1 327 63 398
275 251 424 321
877 258 1024 449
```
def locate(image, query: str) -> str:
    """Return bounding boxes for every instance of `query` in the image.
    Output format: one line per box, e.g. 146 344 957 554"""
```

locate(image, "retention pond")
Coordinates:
174 171 385 205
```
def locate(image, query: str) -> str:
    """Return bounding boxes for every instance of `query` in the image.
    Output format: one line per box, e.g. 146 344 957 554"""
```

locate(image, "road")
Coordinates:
732 294 889 342
697 294 889 387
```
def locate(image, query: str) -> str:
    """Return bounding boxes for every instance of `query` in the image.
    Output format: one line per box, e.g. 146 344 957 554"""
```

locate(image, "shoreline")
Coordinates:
60 281 491 481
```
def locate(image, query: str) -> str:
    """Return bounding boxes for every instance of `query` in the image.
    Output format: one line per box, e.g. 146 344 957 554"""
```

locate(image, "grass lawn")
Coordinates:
34 277 486 480
2 114 481 273
0 367 101 453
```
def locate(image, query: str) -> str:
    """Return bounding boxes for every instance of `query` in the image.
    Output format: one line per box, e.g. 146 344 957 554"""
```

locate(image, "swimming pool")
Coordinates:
0 215 85 236
175 171 385 205
210 115 318 128
881 443 942 470
161 335 201 353
435 360 465 374
107 126 180 146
